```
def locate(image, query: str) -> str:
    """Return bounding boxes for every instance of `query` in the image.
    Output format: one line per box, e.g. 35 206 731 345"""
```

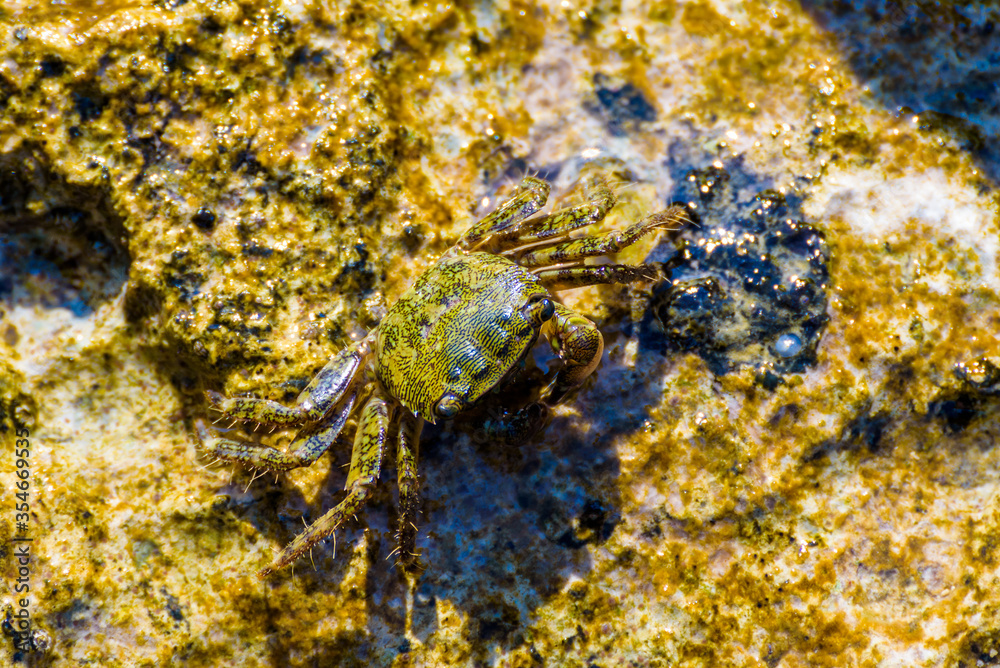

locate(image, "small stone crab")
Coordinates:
200 168 687 576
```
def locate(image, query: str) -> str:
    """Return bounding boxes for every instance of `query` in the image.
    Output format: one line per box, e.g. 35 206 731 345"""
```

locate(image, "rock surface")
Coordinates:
1 0 998 666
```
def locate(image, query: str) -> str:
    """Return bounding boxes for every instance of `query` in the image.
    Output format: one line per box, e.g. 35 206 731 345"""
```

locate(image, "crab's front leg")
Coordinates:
206 337 370 426
543 302 604 405
199 339 371 472
259 389 393 577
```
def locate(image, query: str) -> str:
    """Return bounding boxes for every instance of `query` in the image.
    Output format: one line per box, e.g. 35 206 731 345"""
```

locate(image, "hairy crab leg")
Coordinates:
206 338 371 425
199 391 357 472
259 389 393 577
535 263 660 291
395 412 423 569
542 303 604 405
459 176 550 250
516 205 689 268
491 170 616 253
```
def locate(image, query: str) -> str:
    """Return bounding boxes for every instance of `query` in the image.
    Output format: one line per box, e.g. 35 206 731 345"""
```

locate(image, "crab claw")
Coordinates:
482 402 549 446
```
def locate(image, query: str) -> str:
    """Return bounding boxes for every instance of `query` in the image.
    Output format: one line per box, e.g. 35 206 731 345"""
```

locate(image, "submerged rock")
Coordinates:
652 160 830 376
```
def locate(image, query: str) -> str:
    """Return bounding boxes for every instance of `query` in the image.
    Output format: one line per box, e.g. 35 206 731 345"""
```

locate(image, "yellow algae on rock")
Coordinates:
1 0 999 666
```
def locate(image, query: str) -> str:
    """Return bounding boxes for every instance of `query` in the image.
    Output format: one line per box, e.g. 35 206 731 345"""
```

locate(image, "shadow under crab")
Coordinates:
199 167 689 577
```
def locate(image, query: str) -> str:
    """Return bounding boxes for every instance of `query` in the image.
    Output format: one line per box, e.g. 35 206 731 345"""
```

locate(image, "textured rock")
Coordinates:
1 0 998 666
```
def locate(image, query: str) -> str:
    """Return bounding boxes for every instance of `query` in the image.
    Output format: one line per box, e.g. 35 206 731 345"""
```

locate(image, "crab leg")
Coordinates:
200 391 357 472
206 338 370 425
517 206 688 268
492 171 616 252
259 389 392 577
395 412 423 568
459 176 550 250
536 264 659 291
543 303 604 405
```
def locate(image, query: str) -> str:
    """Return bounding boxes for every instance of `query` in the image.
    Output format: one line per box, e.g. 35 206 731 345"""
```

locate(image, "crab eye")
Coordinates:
525 295 555 325
435 393 463 419
539 298 555 321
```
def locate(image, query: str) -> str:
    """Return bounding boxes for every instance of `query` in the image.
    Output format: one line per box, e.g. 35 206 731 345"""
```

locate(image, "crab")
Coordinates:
200 167 687 577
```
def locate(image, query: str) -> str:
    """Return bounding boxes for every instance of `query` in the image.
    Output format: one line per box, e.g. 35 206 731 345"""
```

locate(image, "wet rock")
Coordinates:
653 161 830 375
2 0 1000 666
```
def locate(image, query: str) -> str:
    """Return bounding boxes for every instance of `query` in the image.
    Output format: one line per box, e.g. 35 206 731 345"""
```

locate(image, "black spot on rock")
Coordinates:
556 498 619 548
161 587 185 623
929 395 979 434
241 241 274 258
200 15 223 34
72 89 107 123
336 242 376 292
39 55 65 78
191 207 216 230
650 158 830 376
124 279 163 323
589 72 657 135
594 73 656 120
401 224 423 252
232 142 263 174
163 250 205 302
847 411 890 452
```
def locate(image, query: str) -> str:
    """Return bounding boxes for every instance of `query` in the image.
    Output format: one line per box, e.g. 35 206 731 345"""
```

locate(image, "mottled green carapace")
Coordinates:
376 250 551 422
200 168 688 576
